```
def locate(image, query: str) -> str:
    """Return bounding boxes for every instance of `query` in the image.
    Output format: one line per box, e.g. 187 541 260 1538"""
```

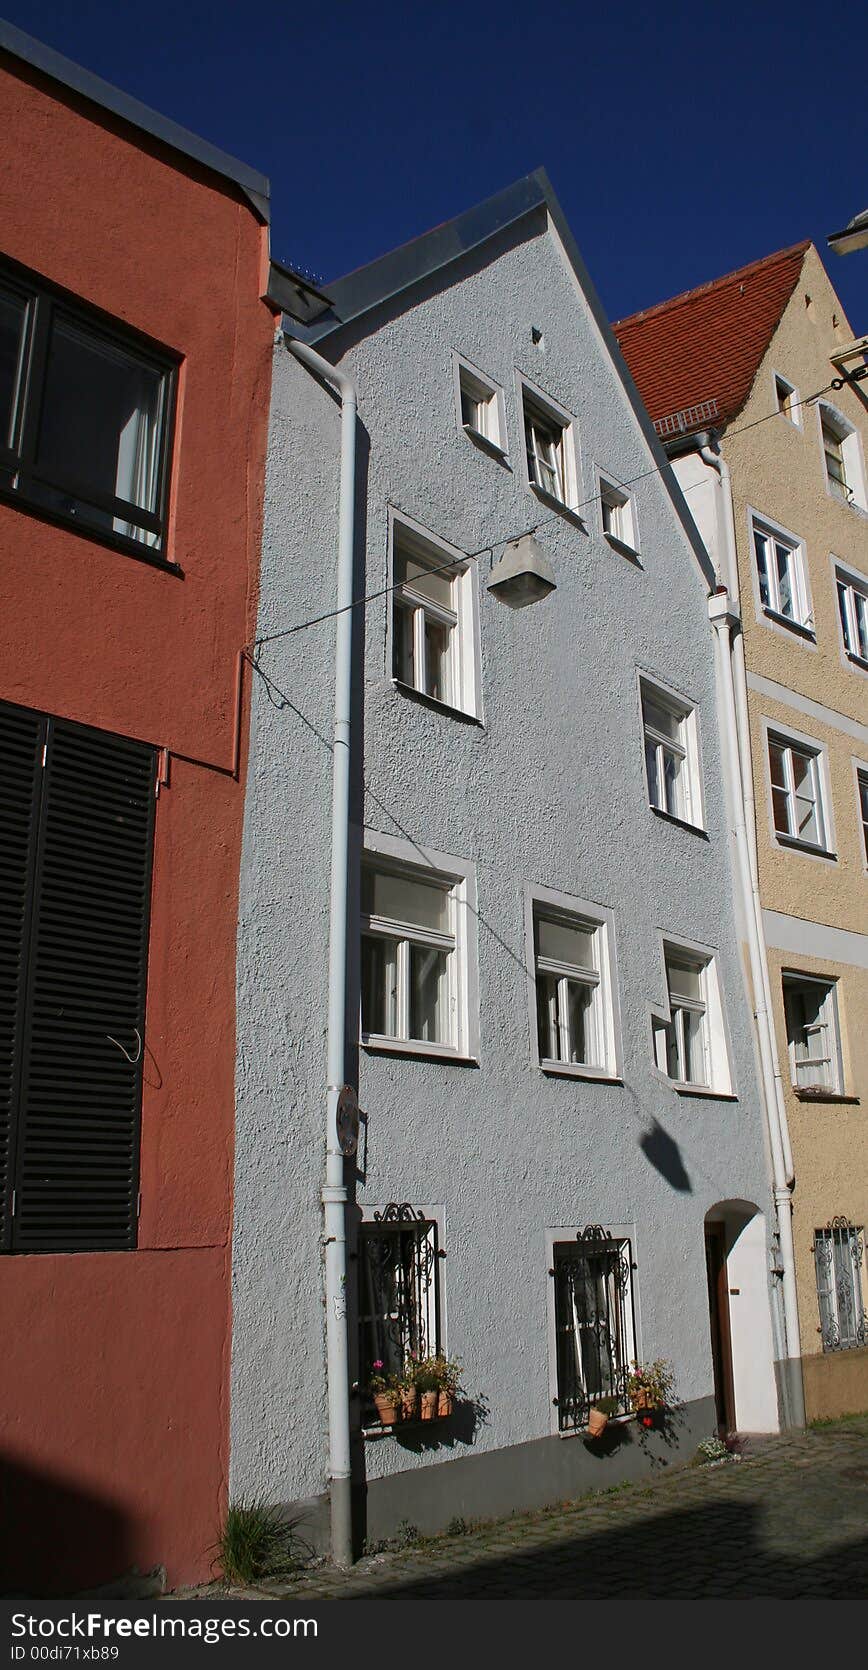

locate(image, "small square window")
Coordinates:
600 476 637 552
774 373 800 425
751 517 812 632
640 679 703 828
814 1220 866 1351
836 566 868 668
521 384 574 509
456 359 502 452
551 1230 636 1431
819 405 867 511
783 974 843 1094
391 521 479 718
653 940 732 1094
767 732 829 852
0 261 174 555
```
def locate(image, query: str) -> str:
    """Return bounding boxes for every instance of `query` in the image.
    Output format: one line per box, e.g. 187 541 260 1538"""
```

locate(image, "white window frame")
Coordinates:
651 934 734 1096
359 829 479 1062
833 557 868 672
762 720 834 858
817 402 867 512
524 884 621 1082
854 758 868 871
638 673 705 830
782 972 843 1096
452 353 506 457
813 1220 867 1352
749 509 814 638
772 370 801 427
389 511 482 721
545 1222 640 1437
517 373 579 514
598 469 639 556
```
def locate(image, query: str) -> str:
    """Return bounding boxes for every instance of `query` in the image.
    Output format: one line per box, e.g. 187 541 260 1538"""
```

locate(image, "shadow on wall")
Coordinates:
0 1450 131 1597
638 1118 692 1193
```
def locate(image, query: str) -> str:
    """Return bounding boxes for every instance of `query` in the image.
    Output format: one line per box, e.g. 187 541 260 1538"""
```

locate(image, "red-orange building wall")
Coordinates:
0 53 275 1592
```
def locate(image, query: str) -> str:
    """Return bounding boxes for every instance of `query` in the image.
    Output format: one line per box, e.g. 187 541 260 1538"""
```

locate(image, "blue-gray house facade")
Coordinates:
230 173 783 1553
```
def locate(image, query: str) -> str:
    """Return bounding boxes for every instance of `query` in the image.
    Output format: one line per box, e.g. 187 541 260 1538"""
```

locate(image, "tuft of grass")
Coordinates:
217 1498 304 1587
809 1409 868 1430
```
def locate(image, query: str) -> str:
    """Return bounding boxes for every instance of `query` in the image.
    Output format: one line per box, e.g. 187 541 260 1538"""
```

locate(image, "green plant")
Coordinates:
447 1516 469 1537
217 1499 304 1587
369 1359 399 1396
593 1395 621 1417
410 1352 464 1394
626 1358 676 1407
696 1434 729 1464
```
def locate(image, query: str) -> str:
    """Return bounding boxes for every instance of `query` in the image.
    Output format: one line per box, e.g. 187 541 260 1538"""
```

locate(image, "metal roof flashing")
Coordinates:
0 19 271 221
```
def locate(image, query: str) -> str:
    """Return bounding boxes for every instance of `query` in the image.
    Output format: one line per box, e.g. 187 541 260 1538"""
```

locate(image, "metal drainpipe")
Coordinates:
701 442 805 1427
287 334 358 1564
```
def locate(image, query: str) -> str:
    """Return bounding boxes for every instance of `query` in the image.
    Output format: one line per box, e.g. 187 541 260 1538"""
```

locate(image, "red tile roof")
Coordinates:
615 242 811 438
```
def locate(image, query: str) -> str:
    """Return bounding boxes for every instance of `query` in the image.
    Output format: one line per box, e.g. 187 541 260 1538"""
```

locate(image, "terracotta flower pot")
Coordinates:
373 1393 401 1426
401 1387 419 1421
632 1387 653 1411
437 1390 454 1418
587 1406 609 1438
420 1390 439 1421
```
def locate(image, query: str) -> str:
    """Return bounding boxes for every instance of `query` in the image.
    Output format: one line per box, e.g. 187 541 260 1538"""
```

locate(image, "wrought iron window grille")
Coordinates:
357 1203 442 1408
550 1225 636 1432
813 1218 867 1352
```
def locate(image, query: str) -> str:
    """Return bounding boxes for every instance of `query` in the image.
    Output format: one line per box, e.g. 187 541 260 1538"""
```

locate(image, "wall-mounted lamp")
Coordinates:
486 534 556 608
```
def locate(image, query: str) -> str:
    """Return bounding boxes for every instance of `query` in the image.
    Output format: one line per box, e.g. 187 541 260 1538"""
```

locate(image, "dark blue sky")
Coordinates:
7 0 868 328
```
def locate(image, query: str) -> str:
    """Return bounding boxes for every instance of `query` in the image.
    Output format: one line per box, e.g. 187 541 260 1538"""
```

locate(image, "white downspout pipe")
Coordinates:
288 335 358 1564
702 444 804 1425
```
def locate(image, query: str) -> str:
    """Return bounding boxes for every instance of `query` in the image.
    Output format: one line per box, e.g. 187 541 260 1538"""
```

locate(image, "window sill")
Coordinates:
672 1083 738 1101
603 531 643 566
774 834 837 861
0 484 181 573
362 1414 454 1440
761 607 816 642
558 1412 636 1440
540 1061 623 1086
650 806 709 839
462 425 510 465
361 1036 479 1066
528 481 587 531
793 1088 860 1104
391 679 483 727
845 651 868 674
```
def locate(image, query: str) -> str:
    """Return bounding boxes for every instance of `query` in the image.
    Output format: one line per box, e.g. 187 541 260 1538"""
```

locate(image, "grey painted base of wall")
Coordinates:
285 1396 718 1558
774 1356 807 1430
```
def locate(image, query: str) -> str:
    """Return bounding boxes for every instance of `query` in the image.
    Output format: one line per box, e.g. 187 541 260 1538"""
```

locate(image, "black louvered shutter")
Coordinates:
3 705 156 1252
0 703 46 1250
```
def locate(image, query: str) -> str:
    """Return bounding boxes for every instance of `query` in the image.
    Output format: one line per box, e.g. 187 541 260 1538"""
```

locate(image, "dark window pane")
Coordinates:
0 287 28 451
34 316 165 545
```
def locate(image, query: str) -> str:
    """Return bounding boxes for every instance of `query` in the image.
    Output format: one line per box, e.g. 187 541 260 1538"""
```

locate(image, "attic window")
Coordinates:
774 373 800 426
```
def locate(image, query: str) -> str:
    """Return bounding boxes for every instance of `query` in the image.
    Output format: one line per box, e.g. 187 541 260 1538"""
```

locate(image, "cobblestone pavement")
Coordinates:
188 1418 868 1600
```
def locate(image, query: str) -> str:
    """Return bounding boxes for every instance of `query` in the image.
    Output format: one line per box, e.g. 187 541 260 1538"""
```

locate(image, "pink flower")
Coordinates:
372 1359 384 1371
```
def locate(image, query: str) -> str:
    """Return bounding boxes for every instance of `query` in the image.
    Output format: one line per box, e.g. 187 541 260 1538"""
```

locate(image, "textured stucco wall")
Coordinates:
0 57 275 1590
719 246 867 1376
232 212 778 1527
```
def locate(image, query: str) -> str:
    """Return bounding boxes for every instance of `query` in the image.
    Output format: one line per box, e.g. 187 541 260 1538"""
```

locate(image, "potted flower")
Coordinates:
413 1355 442 1420
627 1358 675 1423
369 1361 401 1426
432 1353 463 1417
587 1395 620 1438
399 1357 419 1422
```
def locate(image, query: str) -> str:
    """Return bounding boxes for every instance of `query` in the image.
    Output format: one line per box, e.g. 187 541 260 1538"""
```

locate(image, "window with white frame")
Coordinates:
819 405 867 510
813 1219 866 1352
551 1229 636 1432
522 388 570 505
456 359 502 450
836 566 868 668
358 1205 441 1400
391 522 477 716
767 732 829 851
752 517 811 630
533 907 613 1074
774 373 800 425
640 679 702 827
361 861 458 1050
653 948 712 1087
783 974 843 1094
600 476 637 551
858 768 868 864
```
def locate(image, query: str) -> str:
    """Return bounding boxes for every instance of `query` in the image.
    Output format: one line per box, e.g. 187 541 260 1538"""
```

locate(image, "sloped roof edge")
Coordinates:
0 18 271 221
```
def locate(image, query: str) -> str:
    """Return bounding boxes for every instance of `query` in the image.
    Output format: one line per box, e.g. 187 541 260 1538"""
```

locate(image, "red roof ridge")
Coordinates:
615 239 812 331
